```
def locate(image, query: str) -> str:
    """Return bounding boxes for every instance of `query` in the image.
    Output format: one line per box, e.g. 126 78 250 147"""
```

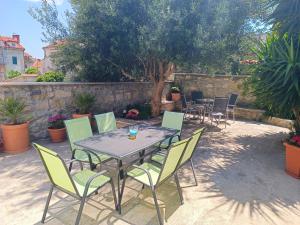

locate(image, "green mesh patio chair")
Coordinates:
120 138 191 225
94 112 117 134
151 128 205 186
64 117 111 171
156 111 185 150
33 143 117 225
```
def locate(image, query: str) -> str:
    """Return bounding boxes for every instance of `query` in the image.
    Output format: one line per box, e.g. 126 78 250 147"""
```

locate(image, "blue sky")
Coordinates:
0 0 70 59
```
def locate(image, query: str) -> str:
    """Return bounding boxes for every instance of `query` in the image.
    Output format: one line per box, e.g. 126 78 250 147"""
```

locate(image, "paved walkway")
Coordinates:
1 120 299 225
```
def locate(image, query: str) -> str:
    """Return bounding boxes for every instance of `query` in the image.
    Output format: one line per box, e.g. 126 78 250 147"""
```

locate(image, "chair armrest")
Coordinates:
168 134 181 146
73 148 102 164
67 159 83 171
82 170 109 197
127 165 155 187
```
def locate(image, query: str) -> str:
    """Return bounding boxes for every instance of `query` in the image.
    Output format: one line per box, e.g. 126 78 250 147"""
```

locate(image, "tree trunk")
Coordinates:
151 80 165 116
293 107 300 133
149 61 174 117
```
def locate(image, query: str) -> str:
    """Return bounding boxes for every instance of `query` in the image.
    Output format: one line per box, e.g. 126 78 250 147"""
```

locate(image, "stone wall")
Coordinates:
174 73 254 104
0 82 153 139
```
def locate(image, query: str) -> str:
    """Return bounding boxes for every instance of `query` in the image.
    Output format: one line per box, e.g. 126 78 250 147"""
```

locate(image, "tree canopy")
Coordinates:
31 0 268 115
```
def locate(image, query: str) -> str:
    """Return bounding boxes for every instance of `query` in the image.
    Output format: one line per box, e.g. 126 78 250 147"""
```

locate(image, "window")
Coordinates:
12 56 17 65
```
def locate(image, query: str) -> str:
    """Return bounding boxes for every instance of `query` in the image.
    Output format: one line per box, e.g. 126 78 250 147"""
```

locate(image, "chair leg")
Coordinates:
151 188 163 225
174 173 184 205
41 185 54 223
110 179 118 210
190 159 198 186
75 197 86 225
233 110 235 121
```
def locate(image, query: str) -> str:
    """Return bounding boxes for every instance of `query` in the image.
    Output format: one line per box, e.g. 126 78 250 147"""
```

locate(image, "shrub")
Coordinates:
0 97 28 125
25 67 39 74
73 92 96 114
7 70 21 79
36 71 65 82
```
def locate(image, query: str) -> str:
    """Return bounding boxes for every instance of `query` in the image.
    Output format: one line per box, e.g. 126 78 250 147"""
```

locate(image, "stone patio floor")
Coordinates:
1 119 300 225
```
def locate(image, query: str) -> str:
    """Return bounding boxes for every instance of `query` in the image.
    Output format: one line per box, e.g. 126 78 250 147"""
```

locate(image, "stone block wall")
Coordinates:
0 82 153 139
174 73 255 104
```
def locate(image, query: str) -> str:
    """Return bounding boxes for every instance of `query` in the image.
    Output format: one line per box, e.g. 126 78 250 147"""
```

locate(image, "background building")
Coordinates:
0 34 25 80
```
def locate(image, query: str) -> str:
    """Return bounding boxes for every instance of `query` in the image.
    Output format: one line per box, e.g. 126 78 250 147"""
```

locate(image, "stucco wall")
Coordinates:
0 82 153 139
4 49 25 75
174 73 254 104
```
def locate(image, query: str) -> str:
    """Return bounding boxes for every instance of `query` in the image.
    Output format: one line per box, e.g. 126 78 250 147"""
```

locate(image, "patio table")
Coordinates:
75 124 178 214
196 98 214 123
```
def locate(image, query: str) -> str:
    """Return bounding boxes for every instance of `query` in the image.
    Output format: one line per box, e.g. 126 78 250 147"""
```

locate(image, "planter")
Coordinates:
72 113 92 119
48 127 66 143
285 142 300 178
1 122 30 154
161 100 175 112
171 93 181 102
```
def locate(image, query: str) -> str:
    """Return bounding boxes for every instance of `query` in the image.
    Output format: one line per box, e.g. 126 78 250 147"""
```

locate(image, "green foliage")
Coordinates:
267 0 300 38
36 71 65 82
0 97 28 125
31 0 267 81
28 0 68 43
244 34 300 130
171 87 180 93
25 67 39 74
73 92 96 114
7 70 21 79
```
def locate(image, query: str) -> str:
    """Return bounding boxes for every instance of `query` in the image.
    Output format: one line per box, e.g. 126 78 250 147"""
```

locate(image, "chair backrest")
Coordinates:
212 97 229 113
180 128 205 165
95 112 117 133
64 117 93 151
191 91 203 102
157 138 191 184
228 93 238 107
161 111 184 133
33 143 78 195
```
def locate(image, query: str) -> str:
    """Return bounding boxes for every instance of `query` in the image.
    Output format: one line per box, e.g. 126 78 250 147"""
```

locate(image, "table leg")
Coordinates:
139 150 145 164
116 159 123 214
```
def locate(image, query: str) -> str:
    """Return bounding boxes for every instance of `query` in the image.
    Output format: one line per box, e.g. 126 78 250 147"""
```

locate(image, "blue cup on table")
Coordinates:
129 125 138 140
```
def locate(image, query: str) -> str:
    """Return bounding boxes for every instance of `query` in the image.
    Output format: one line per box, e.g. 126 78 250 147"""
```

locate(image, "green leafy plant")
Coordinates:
73 93 96 114
171 87 180 94
7 70 21 79
245 34 300 132
0 97 28 125
36 71 65 82
25 67 39 74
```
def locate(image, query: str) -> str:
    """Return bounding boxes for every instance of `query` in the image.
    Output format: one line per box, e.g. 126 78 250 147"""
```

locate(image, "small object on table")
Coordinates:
128 125 139 140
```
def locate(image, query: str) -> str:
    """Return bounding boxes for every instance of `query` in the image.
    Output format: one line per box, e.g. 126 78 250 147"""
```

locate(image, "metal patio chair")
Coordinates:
64 117 111 171
33 143 117 225
209 97 229 128
94 112 117 133
120 138 191 225
227 93 238 121
156 111 184 150
151 128 205 186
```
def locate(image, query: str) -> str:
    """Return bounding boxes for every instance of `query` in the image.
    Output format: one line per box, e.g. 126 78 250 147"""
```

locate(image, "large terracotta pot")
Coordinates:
48 127 66 143
171 93 181 102
72 113 92 119
1 122 30 154
285 142 300 178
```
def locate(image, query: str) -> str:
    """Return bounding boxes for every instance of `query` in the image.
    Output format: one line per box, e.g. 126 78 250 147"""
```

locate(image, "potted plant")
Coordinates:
72 92 96 119
244 34 300 178
48 114 67 143
170 86 181 102
0 97 30 153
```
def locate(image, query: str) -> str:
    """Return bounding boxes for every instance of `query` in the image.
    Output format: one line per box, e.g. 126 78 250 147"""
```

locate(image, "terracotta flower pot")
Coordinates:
285 142 300 178
48 127 66 143
171 93 181 102
1 122 30 154
72 113 92 119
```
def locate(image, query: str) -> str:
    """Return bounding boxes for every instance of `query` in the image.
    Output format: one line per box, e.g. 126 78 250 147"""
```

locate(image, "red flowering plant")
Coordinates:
48 114 67 129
